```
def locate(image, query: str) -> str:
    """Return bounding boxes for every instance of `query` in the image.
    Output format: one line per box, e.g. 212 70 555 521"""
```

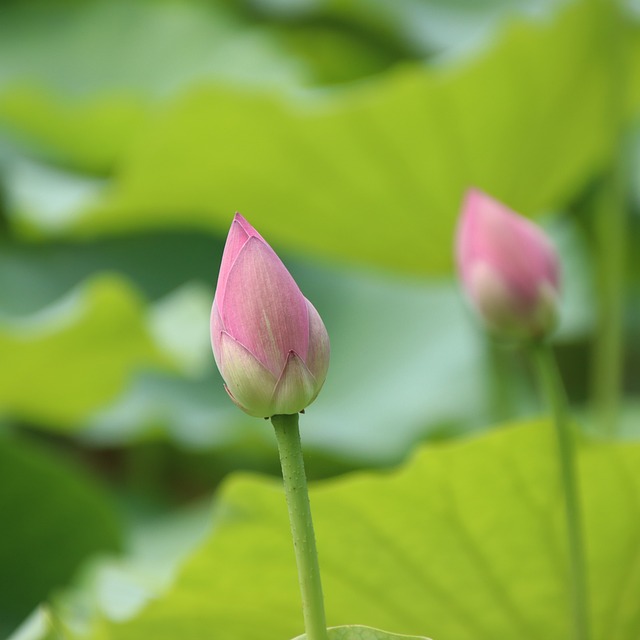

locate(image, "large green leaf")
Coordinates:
0 435 122 637
77 420 640 640
0 0 303 172
49 0 613 274
0 275 173 425
0 0 565 175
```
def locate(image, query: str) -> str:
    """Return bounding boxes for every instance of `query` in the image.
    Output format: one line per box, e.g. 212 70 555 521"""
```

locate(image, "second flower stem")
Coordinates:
593 174 626 438
591 0 627 440
272 413 328 640
533 343 590 640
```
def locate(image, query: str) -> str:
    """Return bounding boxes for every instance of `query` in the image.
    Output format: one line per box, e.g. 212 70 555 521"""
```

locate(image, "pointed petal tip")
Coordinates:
231 212 265 242
223 215 257 252
221 236 309 372
461 187 499 219
463 186 484 204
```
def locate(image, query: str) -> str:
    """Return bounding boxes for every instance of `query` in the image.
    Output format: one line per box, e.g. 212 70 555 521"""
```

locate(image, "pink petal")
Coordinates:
233 212 267 243
213 213 274 318
214 216 251 308
457 189 559 309
470 263 559 337
270 351 317 416
221 237 309 375
304 299 330 387
218 331 277 418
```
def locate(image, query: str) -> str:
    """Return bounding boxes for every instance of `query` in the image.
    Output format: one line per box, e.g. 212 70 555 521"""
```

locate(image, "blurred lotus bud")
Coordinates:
210 214 330 418
456 189 560 340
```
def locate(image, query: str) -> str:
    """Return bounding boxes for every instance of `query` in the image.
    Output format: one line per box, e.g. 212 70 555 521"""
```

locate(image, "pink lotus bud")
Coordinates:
456 189 560 339
210 214 330 418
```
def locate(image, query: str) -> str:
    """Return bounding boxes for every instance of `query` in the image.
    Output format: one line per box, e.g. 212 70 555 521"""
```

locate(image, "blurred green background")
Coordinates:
1 0 640 638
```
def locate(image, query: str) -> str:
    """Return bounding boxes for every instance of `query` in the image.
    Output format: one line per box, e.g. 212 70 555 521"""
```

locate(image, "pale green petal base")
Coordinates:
219 331 277 417
293 625 431 640
270 351 318 415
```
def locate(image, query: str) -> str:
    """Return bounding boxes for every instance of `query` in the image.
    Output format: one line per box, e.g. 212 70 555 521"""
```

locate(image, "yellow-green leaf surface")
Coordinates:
63 0 614 274
0 275 172 425
294 626 431 640
88 421 640 640
0 90 146 177
0 1 303 173
0 0 554 174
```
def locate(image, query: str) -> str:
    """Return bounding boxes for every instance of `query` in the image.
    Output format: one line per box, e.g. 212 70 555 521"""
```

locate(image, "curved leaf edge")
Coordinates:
292 624 432 639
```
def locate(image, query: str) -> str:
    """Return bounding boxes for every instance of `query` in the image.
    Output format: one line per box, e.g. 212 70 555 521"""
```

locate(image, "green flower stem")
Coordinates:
593 174 626 438
272 413 328 640
592 0 628 438
532 343 590 640
486 337 512 422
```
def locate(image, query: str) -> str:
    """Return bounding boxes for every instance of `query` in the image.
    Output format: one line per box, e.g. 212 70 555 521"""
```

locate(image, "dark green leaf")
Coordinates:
0 436 122 637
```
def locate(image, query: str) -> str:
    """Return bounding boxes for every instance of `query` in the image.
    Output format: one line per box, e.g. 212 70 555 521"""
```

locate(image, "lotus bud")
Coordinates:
210 214 330 418
456 189 560 340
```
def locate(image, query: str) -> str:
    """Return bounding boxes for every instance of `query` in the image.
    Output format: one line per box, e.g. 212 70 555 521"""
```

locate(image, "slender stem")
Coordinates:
486 336 512 423
532 343 590 640
591 0 627 438
593 175 626 438
272 413 328 640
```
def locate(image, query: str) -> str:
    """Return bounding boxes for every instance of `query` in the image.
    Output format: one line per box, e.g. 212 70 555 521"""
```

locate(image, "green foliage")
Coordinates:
0 436 122 637
0 0 301 172
3 1 614 275
80 421 640 640
0 229 489 461
0 275 173 425
1 0 638 637
76 1 614 273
